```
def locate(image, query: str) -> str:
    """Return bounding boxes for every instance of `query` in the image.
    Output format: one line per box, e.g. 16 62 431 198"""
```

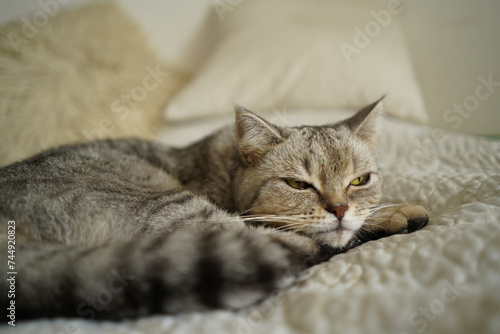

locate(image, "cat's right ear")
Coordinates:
235 105 285 165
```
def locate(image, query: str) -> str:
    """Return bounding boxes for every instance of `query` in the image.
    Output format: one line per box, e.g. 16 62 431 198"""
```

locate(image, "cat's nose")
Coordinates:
328 205 349 220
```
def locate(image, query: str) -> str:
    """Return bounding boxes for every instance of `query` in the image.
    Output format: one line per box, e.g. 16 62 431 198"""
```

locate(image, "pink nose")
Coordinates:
329 205 348 219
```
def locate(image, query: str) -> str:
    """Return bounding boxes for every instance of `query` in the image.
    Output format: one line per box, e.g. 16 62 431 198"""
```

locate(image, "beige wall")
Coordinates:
401 0 500 135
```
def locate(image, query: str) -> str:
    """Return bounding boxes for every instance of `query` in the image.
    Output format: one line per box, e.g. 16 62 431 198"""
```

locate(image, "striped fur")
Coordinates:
0 100 427 319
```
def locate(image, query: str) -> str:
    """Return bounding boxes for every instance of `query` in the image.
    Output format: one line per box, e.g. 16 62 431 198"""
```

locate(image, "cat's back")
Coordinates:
1 138 178 184
0 139 181 232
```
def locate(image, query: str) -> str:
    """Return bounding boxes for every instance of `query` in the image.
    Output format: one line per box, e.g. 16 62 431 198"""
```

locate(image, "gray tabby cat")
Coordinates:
0 99 427 320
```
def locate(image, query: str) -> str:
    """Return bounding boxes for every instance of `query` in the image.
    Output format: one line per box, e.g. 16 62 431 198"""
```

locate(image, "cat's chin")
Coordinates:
313 228 355 248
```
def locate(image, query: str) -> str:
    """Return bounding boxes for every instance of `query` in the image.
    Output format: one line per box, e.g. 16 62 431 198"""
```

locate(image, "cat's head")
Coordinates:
233 99 384 248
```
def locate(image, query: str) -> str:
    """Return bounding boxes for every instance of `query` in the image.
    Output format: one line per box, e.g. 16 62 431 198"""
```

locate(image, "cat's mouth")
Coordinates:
316 225 351 236
312 226 355 248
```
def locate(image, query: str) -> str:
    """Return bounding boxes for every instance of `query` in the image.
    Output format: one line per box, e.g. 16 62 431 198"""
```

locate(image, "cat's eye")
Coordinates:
350 173 370 186
285 179 310 190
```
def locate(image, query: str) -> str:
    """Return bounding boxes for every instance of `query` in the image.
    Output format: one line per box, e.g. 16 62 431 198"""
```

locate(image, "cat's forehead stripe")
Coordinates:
289 126 359 189
301 156 311 175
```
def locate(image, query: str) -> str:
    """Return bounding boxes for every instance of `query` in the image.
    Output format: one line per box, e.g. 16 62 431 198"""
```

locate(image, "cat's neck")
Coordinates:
169 126 243 211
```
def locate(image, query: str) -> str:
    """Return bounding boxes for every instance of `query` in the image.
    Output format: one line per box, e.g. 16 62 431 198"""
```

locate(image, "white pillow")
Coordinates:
165 0 428 124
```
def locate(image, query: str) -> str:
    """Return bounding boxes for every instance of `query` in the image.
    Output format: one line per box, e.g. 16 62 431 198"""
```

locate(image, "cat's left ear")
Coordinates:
341 96 384 146
235 105 286 165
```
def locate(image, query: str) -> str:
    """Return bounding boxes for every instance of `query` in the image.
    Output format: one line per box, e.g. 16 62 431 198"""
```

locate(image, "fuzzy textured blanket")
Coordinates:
5 108 499 334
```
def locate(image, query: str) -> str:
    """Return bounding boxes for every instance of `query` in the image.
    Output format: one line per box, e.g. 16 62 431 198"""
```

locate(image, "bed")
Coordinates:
1 1 499 333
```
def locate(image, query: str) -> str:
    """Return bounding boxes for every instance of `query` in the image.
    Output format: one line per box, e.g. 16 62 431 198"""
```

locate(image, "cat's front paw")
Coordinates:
395 204 429 233
358 204 428 242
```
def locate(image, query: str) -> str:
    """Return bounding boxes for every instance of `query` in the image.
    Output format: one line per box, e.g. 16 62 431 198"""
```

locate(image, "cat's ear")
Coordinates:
235 105 285 165
341 96 384 146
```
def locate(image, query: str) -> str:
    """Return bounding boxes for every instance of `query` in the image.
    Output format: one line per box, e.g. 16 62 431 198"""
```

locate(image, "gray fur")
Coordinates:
0 100 427 320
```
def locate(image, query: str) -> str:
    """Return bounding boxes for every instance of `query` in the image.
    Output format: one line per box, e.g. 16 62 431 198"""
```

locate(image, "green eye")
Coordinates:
350 174 370 186
285 179 310 190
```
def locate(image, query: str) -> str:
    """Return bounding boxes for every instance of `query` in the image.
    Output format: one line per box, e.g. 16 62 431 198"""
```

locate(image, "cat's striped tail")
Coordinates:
2 227 320 320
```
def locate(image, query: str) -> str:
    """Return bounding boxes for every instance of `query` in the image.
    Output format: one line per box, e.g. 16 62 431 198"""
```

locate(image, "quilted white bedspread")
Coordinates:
6 109 500 334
